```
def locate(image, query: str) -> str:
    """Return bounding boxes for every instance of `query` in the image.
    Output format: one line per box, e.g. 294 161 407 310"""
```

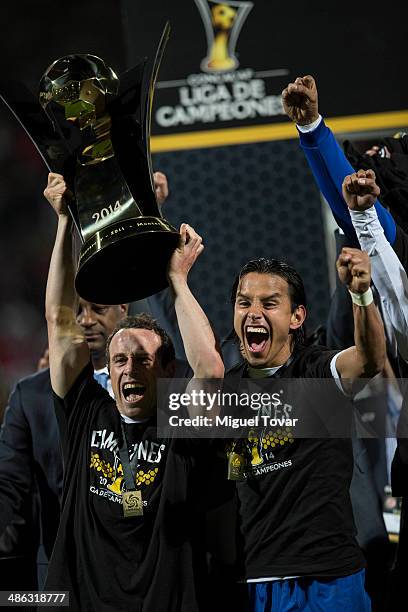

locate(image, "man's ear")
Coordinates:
289 305 306 331
120 304 129 316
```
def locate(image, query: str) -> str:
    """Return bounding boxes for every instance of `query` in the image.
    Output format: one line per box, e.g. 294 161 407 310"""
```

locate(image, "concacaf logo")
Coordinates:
194 0 254 73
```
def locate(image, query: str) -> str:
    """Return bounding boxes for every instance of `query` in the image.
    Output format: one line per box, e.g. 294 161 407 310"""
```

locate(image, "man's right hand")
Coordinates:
43 173 72 216
168 224 204 285
342 169 380 211
282 75 319 126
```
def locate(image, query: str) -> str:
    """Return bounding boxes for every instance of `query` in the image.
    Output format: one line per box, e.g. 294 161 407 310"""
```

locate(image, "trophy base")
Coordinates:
75 216 179 304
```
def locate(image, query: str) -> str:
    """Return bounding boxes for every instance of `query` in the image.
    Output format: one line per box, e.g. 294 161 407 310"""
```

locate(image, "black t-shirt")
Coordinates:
226 345 365 580
391 224 408 377
46 364 207 612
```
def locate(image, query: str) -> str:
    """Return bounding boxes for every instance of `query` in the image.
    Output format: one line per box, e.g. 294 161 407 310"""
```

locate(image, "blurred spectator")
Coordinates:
344 133 408 233
0 368 9 425
36 347 49 372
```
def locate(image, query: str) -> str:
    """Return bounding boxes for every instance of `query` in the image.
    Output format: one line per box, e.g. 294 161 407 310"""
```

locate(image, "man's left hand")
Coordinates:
336 248 371 294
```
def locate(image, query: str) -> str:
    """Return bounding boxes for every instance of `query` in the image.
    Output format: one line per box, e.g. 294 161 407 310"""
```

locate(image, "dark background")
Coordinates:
0 0 405 391
123 0 408 133
0 1 126 383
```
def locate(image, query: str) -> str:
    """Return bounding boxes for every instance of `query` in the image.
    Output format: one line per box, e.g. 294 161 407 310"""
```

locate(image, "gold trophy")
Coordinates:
0 24 179 304
195 0 253 73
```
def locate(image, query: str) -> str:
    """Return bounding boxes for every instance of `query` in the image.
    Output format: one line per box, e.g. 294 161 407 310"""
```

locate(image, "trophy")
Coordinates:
194 0 253 73
0 24 179 304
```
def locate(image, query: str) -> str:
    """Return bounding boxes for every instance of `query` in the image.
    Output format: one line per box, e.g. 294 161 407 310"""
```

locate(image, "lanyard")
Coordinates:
228 354 295 481
119 418 143 517
119 419 138 489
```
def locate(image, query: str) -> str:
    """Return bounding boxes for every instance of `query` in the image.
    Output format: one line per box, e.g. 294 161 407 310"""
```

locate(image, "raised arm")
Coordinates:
344 169 408 361
334 246 386 382
167 224 224 379
44 173 89 398
282 75 396 244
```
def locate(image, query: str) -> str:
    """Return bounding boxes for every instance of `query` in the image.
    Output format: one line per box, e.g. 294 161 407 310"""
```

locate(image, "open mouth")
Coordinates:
122 382 146 403
245 326 270 353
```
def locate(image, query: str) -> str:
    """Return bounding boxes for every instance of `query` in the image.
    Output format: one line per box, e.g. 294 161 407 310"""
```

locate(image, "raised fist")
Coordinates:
342 169 380 212
282 75 319 126
336 248 371 294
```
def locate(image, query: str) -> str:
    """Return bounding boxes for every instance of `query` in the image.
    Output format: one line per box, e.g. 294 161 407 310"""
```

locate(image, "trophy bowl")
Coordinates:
0 24 179 305
75 216 179 304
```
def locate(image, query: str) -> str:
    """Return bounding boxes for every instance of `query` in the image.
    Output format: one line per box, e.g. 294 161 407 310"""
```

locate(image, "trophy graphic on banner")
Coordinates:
194 0 253 73
0 24 180 304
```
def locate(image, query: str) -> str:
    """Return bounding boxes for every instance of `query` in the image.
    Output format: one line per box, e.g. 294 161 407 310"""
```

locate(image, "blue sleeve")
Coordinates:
298 119 396 244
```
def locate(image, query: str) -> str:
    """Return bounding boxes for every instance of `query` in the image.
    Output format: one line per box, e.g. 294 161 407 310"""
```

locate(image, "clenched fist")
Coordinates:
336 248 371 294
282 75 319 126
342 169 380 212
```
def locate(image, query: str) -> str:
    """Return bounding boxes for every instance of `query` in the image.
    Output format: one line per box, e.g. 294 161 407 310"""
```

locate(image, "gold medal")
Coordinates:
123 490 143 517
228 452 246 481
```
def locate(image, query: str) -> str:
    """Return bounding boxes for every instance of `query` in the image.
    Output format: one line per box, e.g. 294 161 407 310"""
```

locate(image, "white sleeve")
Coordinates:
350 207 408 361
330 351 348 394
296 115 322 133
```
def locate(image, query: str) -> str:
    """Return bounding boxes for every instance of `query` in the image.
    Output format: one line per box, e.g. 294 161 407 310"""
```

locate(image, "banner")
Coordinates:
123 0 406 136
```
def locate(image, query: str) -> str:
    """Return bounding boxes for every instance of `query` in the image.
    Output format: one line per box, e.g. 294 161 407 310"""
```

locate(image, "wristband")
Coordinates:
348 287 373 307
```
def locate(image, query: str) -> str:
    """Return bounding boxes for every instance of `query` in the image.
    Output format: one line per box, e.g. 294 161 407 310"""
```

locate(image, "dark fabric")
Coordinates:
344 135 408 234
220 332 242 372
0 368 63 589
46 364 207 611
392 223 408 277
351 437 391 612
225 345 365 580
326 231 356 351
389 443 408 610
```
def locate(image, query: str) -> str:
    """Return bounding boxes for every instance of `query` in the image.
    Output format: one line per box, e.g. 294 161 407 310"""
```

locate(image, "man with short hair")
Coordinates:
0 300 127 590
0 173 171 591
44 171 223 610
226 250 385 610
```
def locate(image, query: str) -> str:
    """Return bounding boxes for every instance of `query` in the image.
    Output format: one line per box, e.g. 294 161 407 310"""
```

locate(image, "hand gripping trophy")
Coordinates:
0 24 179 304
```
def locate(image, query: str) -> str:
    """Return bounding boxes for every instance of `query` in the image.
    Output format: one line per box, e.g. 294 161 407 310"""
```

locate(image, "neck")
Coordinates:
91 352 106 371
267 348 292 368
257 337 294 369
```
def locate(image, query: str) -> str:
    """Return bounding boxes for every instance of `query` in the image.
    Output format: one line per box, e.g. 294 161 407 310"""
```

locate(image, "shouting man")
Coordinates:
43 173 223 611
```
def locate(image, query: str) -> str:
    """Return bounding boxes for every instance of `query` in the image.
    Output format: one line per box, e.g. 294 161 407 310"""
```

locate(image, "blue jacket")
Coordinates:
298 118 396 244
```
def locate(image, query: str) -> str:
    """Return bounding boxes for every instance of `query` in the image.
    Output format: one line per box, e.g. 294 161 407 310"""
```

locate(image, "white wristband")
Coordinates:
348 287 373 307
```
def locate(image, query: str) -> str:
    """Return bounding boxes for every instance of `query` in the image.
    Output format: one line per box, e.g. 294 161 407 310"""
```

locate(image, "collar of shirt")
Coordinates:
247 365 283 378
120 414 150 425
93 367 114 398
